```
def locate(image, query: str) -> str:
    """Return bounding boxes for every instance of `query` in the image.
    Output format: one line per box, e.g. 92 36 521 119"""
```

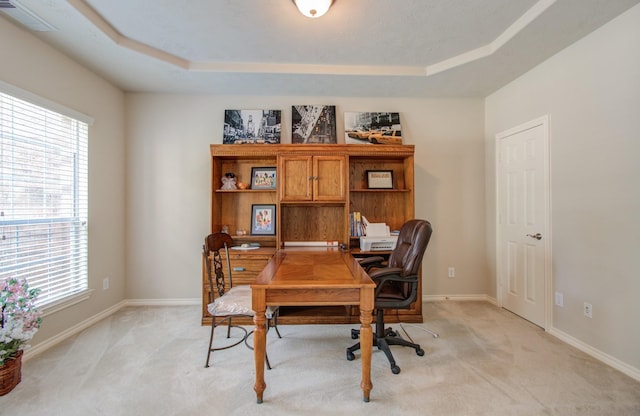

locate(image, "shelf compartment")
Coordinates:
349 189 411 193
280 205 345 243
213 191 277 236
349 157 409 191
215 189 277 193
349 192 412 232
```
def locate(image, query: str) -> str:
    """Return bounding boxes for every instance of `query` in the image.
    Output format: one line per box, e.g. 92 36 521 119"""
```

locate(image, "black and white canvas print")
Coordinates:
223 110 281 144
291 105 337 144
344 112 403 145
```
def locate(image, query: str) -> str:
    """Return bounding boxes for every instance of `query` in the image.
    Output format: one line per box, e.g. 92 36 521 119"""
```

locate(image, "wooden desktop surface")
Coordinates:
251 247 376 403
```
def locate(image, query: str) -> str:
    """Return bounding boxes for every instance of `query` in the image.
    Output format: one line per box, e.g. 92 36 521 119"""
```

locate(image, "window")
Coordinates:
0 89 89 308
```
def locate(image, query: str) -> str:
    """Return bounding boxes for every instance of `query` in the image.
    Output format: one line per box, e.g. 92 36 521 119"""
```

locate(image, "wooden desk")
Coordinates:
251 247 376 403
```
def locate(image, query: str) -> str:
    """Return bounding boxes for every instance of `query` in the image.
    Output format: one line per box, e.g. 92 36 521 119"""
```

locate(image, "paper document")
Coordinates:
364 223 390 237
283 241 339 247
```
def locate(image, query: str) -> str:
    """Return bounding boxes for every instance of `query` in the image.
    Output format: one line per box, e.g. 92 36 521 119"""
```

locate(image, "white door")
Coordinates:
496 116 550 328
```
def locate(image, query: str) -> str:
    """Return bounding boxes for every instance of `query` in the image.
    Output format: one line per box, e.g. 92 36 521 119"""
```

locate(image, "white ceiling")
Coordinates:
3 0 638 97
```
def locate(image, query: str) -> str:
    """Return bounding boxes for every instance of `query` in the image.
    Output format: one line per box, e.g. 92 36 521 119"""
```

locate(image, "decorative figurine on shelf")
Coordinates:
220 172 237 190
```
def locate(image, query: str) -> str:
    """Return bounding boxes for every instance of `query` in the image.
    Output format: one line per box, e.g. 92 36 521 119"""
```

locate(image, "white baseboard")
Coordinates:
23 300 128 362
547 326 640 383
124 298 200 307
423 295 640 382
23 298 199 363
423 294 497 305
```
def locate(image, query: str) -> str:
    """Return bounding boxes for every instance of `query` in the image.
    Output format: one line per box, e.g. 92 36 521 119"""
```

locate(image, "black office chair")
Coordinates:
347 219 433 374
204 233 280 368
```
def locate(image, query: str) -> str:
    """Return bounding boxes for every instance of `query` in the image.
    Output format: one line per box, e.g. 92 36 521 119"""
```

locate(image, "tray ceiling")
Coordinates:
2 0 638 97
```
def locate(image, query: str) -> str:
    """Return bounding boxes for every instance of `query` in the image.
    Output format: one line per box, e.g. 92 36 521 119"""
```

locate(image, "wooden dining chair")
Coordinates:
204 233 280 368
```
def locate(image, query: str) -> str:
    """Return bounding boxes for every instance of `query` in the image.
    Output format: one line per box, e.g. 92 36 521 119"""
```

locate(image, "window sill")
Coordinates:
41 289 94 317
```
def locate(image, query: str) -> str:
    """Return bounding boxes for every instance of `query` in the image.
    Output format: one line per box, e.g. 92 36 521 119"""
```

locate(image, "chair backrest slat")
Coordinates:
204 233 235 299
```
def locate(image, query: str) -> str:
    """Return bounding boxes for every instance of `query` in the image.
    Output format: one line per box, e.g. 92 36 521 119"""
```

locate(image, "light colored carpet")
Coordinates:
1 302 639 415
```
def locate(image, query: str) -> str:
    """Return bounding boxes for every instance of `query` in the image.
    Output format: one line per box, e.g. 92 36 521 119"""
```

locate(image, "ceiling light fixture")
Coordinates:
292 0 333 18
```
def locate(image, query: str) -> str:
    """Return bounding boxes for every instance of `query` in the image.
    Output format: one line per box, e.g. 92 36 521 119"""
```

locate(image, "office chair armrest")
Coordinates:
369 268 418 296
369 267 403 281
358 256 386 272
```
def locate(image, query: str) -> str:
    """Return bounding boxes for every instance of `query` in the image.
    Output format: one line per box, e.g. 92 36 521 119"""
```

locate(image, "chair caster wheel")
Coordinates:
350 329 360 340
416 348 425 356
388 330 397 337
391 365 401 374
346 351 355 361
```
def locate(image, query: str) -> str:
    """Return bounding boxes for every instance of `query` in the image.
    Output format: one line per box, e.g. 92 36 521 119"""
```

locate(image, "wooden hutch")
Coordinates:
202 144 422 325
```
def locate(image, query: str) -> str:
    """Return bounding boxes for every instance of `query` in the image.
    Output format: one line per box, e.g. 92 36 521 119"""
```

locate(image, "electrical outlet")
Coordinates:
583 302 593 318
103 277 109 290
555 292 564 307
448 267 455 278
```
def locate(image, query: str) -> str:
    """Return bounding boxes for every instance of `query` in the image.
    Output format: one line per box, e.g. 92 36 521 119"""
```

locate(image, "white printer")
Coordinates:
359 223 398 251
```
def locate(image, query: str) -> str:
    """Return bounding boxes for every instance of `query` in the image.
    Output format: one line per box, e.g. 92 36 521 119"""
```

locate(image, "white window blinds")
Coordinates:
0 91 88 307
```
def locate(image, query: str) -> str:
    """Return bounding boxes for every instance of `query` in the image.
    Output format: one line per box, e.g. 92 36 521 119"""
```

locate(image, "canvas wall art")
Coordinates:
291 105 337 144
344 112 403 145
223 110 281 144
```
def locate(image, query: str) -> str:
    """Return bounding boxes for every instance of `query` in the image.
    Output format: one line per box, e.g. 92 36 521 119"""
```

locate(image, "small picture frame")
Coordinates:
251 204 276 235
251 167 277 190
366 170 394 189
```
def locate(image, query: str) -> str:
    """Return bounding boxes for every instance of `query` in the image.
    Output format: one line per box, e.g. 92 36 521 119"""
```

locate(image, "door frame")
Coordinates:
495 115 552 330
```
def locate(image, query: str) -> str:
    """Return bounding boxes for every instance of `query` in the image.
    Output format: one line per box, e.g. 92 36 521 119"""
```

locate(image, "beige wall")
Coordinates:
124 95 487 301
0 18 126 346
485 4 640 370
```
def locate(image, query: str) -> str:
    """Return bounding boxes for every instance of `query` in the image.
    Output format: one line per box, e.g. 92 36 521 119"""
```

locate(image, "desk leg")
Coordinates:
252 290 267 403
359 288 374 402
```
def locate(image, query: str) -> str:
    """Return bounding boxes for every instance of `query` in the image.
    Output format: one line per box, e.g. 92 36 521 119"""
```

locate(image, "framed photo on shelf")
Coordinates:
250 167 277 189
251 204 276 235
366 170 393 189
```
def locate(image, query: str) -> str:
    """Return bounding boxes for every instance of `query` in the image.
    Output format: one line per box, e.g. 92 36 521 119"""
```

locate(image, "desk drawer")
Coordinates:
224 258 270 286
219 249 274 286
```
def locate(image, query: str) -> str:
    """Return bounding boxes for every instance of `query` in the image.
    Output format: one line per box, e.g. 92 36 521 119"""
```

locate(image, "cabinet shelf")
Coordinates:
349 188 411 193
279 200 345 206
215 189 276 193
229 235 276 242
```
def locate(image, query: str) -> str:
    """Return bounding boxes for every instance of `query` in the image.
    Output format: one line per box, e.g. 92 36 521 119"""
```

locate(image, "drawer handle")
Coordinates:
233 267 246 272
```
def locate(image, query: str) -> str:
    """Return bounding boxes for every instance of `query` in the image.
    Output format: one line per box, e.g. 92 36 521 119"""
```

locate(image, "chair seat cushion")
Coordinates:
208 285 276 319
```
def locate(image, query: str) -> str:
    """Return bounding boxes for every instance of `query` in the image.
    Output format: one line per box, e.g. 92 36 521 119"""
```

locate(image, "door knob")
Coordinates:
526 233 542 240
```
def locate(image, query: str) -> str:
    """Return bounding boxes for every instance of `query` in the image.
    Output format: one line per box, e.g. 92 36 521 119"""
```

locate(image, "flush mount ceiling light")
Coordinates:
292 0 333 18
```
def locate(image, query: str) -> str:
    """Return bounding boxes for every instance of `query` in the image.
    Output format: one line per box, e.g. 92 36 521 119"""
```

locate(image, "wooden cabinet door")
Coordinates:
280 155 345 202
313 156 346 201
279 156 313 201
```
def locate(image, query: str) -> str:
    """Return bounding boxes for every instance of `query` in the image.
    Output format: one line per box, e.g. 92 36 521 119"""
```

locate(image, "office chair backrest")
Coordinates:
204 233 234 299
387 219 432 277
